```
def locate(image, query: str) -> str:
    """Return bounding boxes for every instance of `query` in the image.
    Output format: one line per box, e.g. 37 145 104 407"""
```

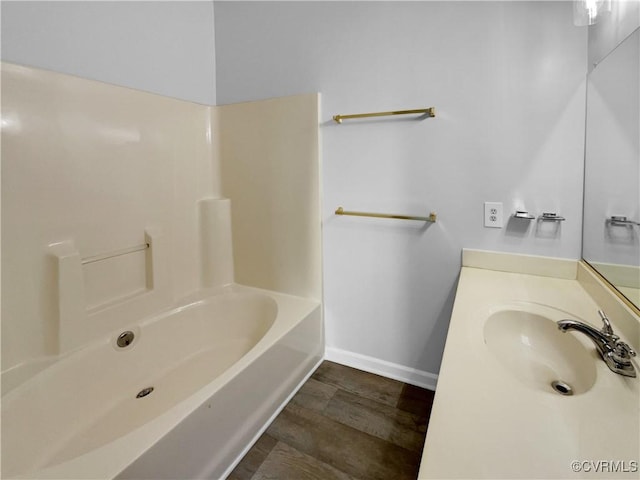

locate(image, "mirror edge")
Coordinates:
582 260 640 317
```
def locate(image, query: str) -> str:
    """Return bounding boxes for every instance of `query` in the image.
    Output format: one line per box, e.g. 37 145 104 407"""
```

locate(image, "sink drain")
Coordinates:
551 380 573 396
136 386 154 399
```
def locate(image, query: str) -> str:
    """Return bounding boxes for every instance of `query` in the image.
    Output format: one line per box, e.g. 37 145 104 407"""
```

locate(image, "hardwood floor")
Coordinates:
227 361 435 480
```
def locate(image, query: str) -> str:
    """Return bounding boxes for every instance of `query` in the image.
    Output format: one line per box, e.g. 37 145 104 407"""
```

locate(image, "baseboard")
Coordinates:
325 346 438 391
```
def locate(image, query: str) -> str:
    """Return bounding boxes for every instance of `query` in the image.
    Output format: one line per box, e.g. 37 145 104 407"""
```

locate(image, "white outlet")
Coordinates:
484 202 503 228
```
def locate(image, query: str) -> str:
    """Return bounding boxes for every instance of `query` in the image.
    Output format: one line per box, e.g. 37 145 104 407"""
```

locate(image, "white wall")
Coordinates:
215 1 587 381
583 28 639 267
0 0 589 384
588 0 640 68
583 1 640 301
1 1 216 105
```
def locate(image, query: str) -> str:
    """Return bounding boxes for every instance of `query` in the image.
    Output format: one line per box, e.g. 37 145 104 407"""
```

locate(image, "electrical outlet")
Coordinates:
484 202 503 228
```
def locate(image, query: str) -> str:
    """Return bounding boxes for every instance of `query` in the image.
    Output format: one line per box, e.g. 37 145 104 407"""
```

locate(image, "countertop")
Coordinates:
419 250 639 479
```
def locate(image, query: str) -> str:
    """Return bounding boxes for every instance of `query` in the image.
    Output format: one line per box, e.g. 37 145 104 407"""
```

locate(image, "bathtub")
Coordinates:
1 284 323 479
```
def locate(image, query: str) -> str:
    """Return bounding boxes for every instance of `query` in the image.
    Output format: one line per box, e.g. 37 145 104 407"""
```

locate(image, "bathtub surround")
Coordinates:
216 94 323 300
1 63 217 370
199 198 235 288
1 62 324 478
1 62 322 376
51 228 170 354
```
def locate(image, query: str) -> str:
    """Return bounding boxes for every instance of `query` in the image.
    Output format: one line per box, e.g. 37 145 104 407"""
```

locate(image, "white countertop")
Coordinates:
419 250 640 479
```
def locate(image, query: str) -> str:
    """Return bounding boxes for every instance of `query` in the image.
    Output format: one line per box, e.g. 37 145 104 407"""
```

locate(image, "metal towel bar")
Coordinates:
81 243 150 265
608 216 640 226
335 206 436 222
333 107 435 124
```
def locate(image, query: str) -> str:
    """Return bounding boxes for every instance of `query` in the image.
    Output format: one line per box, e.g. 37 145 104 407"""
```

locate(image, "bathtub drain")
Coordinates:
117 331 135 348
136 387 154 399
551 380 573 396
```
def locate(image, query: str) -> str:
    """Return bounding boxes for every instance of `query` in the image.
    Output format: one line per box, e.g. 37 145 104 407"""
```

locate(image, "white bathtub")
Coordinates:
1 284 323 479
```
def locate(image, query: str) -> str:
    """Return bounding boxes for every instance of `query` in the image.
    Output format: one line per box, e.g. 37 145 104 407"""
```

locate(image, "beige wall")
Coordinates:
216 94 322 301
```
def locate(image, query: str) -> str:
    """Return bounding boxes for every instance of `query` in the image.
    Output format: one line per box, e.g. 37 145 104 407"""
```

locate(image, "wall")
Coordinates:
1 1 216 105
216 94 323 301
0 0 590 386
588 0 640 68
215 1 587 384
584 1 640 304
583 28 639 268
1 63 219 371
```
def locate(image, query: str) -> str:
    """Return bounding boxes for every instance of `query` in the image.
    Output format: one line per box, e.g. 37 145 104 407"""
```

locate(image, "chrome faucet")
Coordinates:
557 310 636 378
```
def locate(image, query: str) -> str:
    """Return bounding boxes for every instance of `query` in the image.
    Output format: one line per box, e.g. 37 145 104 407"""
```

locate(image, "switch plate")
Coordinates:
484 202 503 228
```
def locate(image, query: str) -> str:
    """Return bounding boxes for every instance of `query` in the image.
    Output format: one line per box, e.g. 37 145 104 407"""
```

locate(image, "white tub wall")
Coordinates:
0 1 216 105
52 228 171 355
199 198 235 288
215 1 587 385
215 94 323 301
1 63 220 370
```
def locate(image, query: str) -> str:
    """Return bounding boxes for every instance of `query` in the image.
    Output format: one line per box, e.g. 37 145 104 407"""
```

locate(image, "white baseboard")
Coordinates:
325 346 438 391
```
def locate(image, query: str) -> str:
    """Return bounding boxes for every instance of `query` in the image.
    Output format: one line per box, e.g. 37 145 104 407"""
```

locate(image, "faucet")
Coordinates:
557 310 636 378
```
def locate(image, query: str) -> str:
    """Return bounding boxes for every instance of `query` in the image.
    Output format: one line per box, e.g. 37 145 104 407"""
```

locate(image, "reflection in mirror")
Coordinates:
583 27 640 309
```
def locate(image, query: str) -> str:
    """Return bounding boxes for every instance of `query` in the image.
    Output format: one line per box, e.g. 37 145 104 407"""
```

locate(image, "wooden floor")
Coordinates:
228 361 435 480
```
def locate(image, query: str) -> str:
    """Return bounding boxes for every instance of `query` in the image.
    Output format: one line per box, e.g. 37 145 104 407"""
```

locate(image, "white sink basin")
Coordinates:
420 263 639 480
484 309 597 395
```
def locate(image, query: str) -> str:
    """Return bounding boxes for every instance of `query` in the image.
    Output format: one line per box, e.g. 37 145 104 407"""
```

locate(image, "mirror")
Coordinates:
583 27 640 310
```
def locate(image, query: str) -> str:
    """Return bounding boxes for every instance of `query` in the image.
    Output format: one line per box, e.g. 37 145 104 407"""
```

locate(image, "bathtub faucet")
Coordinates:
557 310 636 378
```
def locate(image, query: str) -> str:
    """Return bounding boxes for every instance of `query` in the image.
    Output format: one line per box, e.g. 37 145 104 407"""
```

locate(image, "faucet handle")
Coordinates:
598 310 614 335
617 342 636 357
612 341 636 367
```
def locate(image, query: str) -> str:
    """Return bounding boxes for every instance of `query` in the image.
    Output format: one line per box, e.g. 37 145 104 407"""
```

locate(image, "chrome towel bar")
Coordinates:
335 206 436 223
608 216 640 226
538 213 565 222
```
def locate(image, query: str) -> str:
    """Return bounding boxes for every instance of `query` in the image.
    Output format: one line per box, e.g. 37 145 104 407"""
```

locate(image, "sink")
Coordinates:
484 308 597 395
